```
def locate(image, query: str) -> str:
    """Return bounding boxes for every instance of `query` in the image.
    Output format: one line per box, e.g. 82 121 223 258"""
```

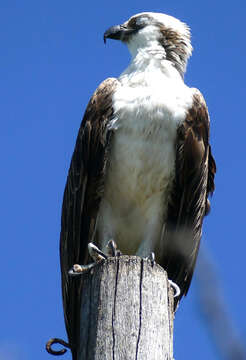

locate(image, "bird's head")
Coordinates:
104 12 192 76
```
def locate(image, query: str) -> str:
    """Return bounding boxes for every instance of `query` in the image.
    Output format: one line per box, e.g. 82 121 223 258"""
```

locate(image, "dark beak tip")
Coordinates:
103 25 122 43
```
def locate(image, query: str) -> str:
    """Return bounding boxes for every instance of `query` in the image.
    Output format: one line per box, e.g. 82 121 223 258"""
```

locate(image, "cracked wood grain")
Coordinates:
78 256 174 360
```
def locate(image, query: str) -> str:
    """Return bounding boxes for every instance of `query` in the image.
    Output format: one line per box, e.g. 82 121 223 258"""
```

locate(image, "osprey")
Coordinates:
60 12 216 356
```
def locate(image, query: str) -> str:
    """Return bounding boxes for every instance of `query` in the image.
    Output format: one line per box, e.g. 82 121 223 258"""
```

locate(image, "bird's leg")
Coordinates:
168 279 181 298
107 239 122 257
68 242 108 276
69 240 123 276
88 242 108 262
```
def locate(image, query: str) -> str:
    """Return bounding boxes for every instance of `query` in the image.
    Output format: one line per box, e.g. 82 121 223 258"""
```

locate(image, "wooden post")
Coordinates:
78 255 174 360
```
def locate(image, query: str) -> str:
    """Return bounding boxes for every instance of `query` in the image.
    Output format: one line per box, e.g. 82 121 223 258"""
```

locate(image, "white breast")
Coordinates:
98 63 193 256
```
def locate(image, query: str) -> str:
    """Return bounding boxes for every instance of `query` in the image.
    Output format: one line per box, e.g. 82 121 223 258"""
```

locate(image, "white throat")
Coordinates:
120 50 182 85
120 27 183 82
128 26 165 58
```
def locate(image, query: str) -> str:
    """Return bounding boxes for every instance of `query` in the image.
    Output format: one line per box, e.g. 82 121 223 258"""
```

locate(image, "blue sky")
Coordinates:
1 0 245 359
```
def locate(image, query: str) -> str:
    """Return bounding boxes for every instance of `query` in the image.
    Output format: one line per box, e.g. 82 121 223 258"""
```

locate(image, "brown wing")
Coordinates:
160 89 216 307
60 78 119 357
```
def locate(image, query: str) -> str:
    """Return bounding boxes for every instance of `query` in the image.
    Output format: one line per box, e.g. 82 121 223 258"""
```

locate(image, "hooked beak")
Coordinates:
103 24 136 44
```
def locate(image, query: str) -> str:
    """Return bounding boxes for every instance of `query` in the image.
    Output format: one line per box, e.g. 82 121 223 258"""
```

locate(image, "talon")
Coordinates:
88 242 108 262
107 239 117 257
68 243 109 277
68 263 97 276
168 279 181 298
107 239 122 257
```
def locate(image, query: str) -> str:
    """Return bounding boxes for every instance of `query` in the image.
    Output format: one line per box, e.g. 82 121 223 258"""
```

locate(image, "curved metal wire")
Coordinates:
46 338 70 356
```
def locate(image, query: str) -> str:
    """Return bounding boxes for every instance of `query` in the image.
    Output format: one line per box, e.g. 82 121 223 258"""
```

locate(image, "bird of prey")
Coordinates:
60 12 216 357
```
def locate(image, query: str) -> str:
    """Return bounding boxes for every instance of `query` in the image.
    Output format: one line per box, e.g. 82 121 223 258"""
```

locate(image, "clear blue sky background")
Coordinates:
1 0 245 359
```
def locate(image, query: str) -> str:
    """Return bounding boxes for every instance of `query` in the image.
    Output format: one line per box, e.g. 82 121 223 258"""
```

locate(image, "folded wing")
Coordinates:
161 90 216 306
60 78 119 357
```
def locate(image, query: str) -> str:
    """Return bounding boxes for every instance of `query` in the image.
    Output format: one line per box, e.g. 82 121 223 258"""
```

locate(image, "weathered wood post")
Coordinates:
78 255 174 360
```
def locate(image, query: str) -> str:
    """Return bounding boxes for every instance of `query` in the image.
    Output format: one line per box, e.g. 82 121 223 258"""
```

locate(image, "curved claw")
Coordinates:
88 242 108 261
46 338 70 356
107 239 118 257
168 279 181 298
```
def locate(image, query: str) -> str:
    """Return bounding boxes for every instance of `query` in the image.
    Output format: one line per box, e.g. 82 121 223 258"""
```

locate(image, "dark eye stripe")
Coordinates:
128 17 147 31
128 17 137 28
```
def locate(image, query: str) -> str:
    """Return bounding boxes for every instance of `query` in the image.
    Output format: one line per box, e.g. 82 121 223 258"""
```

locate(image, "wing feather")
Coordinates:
160 89 216 306
60 78 119 357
